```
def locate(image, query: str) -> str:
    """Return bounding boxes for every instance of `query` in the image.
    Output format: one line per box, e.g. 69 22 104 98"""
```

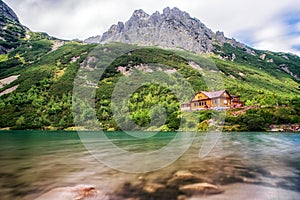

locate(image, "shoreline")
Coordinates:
0 128 299 133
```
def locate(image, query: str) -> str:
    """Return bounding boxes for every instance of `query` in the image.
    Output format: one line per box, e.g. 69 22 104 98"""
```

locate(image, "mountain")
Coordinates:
97 7 254 55
84 35 101 44
0 0 26 54
90 7 300 80
0 5 299 131
0 0 18 22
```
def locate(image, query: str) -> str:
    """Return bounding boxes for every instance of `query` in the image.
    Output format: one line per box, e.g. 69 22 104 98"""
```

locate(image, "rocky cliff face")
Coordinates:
0 0 19 22
98 7 253 54
0 0 25 54
84 35 101 44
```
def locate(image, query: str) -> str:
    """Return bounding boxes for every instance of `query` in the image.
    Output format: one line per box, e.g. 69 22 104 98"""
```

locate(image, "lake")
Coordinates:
0 131 299 200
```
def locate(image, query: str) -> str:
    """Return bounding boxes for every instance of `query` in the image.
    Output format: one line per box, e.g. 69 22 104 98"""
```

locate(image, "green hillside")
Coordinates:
0 34 299 131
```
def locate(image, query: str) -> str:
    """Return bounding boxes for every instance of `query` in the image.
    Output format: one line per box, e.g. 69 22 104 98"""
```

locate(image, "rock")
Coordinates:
231 53 236 61
260 53 266 60
179 183 224 196
177 195 187 200
175 170 194 178
215 31 226 45
0 1 19 22
115 181 179 200
282 55 289 60
35 185 109 200
100 7 215 53
143 183 165 193
98 7 254 55
167 170 210 187
84 35 101 44
0 1 26 53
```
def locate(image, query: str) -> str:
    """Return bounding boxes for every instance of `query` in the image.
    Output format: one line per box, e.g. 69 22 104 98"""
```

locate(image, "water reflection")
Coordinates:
0 131 299 199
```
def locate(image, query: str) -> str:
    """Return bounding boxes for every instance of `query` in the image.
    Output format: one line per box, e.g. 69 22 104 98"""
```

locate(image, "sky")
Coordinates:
4 0 300 55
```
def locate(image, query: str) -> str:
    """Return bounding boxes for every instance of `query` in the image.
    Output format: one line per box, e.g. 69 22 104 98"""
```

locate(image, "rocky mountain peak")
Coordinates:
0 0 19 22
93 7 253 54
131 9 149 19
162 7 190 19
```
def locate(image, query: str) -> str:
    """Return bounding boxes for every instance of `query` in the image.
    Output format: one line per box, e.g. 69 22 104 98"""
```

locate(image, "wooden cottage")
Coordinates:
181 90 238 111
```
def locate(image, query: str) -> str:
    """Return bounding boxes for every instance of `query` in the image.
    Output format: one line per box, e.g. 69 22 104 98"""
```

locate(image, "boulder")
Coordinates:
167 170 209 187
179 183 224 196
143 183 165 193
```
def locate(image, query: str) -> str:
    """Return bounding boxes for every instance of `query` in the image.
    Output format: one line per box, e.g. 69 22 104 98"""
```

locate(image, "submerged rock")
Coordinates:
143 183 165 193
115 181 179 200
35 185 109 200
114 170 225 199
179 183 224 196
167 170 209 187
175 170 194 178
177 195 188 200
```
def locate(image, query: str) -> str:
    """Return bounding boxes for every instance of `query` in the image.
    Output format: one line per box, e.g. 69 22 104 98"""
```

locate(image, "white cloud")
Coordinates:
3 0 300 55
296 22 300 32
250 18 300 55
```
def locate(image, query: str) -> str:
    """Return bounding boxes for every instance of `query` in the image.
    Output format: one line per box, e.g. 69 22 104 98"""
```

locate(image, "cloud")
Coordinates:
3 0 300 55
252 21 300 55
249 8 300 55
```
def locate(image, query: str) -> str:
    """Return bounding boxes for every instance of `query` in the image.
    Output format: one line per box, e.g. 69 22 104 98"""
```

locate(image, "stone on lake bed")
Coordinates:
177 195 188 200
179 183 224 196
143 183 165 193
175 170 194 178
35 185 109 200
167 171 210 187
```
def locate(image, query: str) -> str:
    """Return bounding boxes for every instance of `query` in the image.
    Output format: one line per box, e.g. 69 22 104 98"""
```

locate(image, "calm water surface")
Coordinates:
0 131 299 200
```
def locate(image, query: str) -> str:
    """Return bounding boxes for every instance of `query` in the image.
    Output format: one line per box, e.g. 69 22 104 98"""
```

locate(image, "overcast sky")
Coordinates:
4 0 300 55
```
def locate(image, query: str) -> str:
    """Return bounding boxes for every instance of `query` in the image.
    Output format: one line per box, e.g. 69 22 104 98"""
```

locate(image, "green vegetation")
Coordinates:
224 105 300 131
0 38 299 131
0 14 26 53
0 34 95 129
97 83 181 131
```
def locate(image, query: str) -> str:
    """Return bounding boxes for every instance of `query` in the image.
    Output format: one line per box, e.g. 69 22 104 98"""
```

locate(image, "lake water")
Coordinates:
0 131 299 200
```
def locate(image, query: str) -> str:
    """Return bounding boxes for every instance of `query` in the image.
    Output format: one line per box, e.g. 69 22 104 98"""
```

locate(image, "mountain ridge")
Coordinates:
86 7 254 55
0 0 26 54
0 0 19 22
0 3 299 131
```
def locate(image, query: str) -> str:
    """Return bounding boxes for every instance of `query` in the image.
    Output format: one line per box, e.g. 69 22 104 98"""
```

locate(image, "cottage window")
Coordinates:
199 101 206 106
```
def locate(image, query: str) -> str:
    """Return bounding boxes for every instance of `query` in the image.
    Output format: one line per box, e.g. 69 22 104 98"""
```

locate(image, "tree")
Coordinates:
16 116 25 128
243 114 266 131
